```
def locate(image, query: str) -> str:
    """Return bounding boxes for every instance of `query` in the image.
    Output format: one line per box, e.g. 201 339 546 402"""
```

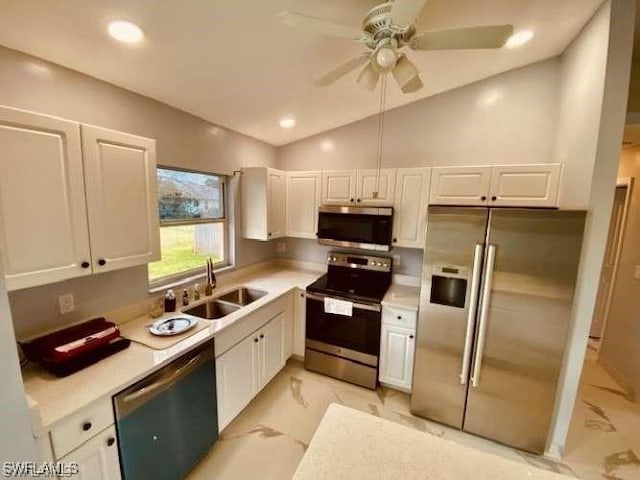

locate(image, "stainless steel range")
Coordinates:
305 252 392 389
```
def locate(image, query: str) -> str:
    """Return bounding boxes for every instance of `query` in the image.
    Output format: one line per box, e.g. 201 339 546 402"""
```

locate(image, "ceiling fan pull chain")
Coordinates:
374 74 388 198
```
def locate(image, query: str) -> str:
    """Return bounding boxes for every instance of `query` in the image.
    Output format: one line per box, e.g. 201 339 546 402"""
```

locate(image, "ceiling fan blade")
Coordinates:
411 25 514 50
277 10 366 40
315 54 371 86
392 55 423 93
356 62 380 91
390 0 429 26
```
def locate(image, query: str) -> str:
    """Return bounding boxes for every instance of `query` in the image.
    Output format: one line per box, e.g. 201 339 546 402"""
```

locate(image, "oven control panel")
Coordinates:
327 252 392 272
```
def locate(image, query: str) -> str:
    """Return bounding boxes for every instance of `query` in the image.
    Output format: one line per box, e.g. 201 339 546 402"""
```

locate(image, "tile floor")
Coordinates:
187 351 640 480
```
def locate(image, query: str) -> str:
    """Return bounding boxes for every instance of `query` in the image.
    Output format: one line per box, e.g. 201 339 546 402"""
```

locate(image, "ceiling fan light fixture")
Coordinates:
375 47 397 70
392 54 422 93
357 62 380 90
505 30 534 49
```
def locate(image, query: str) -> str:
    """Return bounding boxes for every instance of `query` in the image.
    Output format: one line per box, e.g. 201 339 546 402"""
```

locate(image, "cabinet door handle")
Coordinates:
393 238 397 243
409 335 414 339
254 338 259 343
82 422 92 432
260 334 264 339
491 196 497 201
300 293 304 298
268 232 272 237
397 315 402 320
107 437 116 447
97 259 106 266
81 261 90 269
356 198 361 203
481 196 487 201
350 198 354 203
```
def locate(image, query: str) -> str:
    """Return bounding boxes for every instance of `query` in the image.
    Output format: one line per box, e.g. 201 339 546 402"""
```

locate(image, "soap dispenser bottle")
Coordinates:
164 289 176 312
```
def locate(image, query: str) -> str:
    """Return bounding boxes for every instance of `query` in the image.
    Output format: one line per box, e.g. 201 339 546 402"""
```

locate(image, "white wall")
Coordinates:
276 58 563 279
278 58 560 173
598 147 640 397
547 0 635 457
0 259 39 464
0 45 279 338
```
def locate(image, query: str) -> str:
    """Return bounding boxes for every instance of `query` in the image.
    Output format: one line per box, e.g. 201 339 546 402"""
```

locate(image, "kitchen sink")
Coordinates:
183 300 240 320
216 287 268 306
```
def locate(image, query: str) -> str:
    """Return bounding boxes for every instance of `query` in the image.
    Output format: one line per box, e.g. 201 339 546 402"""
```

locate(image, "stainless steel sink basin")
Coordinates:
217 287 268 306
183 300 240 320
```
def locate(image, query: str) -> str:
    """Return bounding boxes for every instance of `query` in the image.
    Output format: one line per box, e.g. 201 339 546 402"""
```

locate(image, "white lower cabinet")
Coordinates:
258 313 285 388
59 425 121 480
216 333 259 431
379 305 417 392
216 312 287 432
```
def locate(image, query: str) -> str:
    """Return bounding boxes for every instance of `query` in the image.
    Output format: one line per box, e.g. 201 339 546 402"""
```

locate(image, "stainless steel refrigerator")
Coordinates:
411 207 586 454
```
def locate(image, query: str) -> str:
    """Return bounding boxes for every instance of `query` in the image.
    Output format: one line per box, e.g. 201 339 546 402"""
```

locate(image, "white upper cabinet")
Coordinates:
489 164 562 207
429 164 561 208
392 168 431 249
322 169 396 206
321 170 357 205
268 170 286 239
429 166 492 206
0 106 92 290
242 167 286 241
286 171 321 239
82 125 160 273
355 169 396 205
0 107 161 289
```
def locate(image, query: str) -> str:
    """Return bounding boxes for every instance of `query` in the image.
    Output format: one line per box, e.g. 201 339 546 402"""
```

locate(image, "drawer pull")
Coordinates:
107 437 116 447
82 422 92 432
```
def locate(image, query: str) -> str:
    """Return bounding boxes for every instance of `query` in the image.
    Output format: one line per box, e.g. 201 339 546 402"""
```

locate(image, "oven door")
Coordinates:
305 291 381 367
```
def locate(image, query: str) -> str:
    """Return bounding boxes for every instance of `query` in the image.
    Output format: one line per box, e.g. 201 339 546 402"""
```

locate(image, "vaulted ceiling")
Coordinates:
0 0 604 145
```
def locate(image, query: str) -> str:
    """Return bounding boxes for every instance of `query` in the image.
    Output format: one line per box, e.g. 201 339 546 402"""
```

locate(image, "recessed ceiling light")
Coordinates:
279 117 296 129
108 20 144 44
505 30 534 49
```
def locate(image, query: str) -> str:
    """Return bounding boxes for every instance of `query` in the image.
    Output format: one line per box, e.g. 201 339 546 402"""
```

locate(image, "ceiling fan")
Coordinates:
278 0 514 94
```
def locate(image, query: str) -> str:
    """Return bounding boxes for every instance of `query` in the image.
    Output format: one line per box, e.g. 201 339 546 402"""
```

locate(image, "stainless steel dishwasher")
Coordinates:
114 341 218 479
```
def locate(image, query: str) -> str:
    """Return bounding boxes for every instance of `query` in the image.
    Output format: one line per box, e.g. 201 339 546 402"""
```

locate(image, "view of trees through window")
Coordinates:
148 168 226 282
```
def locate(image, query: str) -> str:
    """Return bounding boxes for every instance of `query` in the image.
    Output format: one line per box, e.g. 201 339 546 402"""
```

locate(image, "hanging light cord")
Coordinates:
375 74 388 197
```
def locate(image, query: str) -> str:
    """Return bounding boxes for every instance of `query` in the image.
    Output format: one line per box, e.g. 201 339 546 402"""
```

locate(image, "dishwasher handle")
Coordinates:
115 343 213 418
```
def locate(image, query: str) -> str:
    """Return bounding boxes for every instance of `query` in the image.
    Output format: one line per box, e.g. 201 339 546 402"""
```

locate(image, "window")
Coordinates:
149 167 227 284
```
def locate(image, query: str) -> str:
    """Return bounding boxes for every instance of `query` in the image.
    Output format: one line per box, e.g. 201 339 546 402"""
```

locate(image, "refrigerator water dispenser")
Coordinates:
430 265 468 308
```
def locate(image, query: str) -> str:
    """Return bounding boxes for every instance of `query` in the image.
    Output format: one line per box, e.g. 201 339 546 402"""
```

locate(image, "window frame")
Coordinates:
149 165 229 288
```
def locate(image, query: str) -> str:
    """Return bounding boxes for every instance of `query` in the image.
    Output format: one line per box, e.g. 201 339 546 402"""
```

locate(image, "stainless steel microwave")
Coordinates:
316 206 394 252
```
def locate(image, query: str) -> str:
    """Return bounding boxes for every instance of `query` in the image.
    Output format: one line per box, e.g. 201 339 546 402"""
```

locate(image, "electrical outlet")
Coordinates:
58 293 75 314
635 265 640 280
392 254 401 266
277 242 286 254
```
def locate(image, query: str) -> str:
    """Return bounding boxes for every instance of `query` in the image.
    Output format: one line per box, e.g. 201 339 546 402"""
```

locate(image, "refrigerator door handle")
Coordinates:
471 244 496 388
459 243 484 385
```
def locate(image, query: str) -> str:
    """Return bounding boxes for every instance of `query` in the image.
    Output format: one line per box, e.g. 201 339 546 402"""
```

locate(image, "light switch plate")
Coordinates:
635 265 640 280
58 293 75 314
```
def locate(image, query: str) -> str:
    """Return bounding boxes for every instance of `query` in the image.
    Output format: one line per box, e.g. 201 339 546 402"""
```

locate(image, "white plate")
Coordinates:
149 316 198 336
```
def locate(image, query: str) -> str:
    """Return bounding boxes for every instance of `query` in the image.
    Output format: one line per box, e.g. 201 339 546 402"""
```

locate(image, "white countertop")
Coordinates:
382 283 421 311
293 404 572 480
22 266 322 434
